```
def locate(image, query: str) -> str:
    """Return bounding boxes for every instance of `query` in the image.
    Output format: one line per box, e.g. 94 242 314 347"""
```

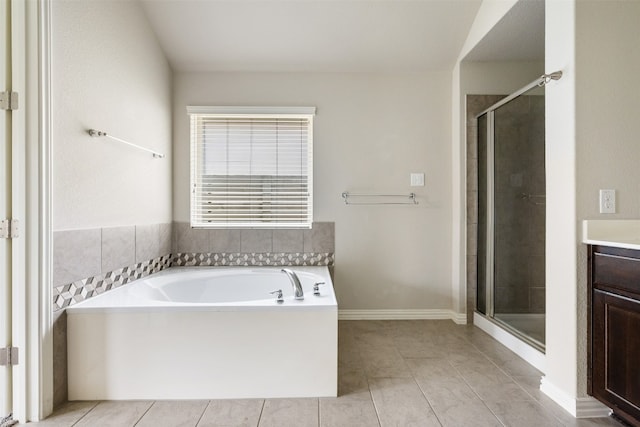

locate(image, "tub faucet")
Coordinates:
281 268 304 300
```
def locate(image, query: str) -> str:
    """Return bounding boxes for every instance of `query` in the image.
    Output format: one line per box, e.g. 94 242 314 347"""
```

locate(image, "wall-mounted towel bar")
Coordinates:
88 129 165 159
341 192 418 205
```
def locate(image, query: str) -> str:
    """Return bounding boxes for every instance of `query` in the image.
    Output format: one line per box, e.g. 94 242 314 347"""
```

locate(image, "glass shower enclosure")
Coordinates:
476 83 546 350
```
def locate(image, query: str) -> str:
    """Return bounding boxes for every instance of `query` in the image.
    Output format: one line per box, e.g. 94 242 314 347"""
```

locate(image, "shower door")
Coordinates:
477 87 546 349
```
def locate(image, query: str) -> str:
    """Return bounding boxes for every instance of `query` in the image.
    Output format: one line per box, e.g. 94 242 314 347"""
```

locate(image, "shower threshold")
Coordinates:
474 311 546 373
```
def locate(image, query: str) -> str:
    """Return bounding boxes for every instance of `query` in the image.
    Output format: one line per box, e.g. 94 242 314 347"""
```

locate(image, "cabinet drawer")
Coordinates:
593 251 640 296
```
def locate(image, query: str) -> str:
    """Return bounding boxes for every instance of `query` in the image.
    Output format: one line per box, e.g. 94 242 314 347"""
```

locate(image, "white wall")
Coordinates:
544 0 579 407
574 0 640 396
52 0 172 230
173 71 453 311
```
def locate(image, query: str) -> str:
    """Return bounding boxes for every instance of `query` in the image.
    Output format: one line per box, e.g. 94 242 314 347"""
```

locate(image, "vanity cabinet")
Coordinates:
589 245 640 426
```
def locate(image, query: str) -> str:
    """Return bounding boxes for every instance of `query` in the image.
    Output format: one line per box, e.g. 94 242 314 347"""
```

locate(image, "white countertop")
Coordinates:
583 220 640 250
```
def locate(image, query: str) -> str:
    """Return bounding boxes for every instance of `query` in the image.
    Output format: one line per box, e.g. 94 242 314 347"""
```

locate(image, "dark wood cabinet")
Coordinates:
589 245 640 427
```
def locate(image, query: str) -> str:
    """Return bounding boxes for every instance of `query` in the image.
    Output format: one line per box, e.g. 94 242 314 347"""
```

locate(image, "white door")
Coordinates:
0 0 13 420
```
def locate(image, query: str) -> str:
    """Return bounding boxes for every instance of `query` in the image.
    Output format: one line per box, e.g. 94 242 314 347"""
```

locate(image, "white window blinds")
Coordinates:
188 107 315 228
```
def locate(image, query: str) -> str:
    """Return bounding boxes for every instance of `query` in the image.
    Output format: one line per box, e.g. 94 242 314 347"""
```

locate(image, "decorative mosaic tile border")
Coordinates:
52 252 334 311
53 254 172 311
172 252 335 267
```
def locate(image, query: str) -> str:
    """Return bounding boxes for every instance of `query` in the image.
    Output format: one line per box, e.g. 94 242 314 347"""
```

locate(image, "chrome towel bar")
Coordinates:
341 192 418 205
88 129 165 159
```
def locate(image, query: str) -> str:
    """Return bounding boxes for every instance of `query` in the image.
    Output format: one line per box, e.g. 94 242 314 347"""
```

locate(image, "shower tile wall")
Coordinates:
466 95 505 323
466 95 545 321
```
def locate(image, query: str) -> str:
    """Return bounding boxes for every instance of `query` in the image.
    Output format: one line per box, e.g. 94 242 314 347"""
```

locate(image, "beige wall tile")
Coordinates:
240 229 272 252
53 229 101 286
209 229 241 252
136 224 160 263
102 226 135 272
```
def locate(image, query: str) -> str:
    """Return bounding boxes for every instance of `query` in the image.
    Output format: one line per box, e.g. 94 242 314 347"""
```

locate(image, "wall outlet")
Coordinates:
599 189 616 214
410 173 425 187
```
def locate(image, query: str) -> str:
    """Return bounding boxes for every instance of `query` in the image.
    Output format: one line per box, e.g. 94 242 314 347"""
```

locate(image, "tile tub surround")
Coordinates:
37 320 625 427
53 254 172 310
172 221 335 254
53 223 172 288
52 223 173 310
171 222 336 266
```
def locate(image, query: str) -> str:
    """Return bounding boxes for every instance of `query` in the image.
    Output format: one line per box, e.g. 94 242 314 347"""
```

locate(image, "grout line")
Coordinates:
255 399 266 427
194 400 211 427
408 376 444 427
132 400 155 426
70 401 101 426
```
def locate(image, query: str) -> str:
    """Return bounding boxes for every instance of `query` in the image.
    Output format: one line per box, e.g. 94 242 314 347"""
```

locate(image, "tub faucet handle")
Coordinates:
313 282 326 296
270 289 284 304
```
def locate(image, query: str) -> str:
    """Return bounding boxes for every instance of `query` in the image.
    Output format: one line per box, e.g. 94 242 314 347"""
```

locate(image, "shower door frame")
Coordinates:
474 73 562 354
477 106 545 352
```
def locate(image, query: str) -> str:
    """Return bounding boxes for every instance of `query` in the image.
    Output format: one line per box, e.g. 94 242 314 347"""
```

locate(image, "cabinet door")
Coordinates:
593 289 640 425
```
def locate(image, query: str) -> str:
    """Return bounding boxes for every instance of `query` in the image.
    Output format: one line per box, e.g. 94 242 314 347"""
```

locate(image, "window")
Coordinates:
188 106 315 228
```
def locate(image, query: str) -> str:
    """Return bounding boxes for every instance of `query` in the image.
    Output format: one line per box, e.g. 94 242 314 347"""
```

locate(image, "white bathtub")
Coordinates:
67 266 338 400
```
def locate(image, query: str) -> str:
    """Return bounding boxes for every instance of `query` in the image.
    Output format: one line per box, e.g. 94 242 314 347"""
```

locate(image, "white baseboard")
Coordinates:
473 312 546 373
338 309 466 324
540 377 612 418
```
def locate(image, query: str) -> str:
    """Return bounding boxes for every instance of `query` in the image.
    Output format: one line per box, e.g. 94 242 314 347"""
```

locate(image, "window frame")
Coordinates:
187 106 315 229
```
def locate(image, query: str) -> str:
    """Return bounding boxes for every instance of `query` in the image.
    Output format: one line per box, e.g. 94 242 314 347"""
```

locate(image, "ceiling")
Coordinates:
140 0 483 73
464 0 544 62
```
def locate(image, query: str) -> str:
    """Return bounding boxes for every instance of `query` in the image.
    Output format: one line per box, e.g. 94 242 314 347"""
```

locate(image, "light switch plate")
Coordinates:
410 173 425 187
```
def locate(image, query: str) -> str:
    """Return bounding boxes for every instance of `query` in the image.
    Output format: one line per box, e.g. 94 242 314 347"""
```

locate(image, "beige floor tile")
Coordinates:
258 399 318 427
136 400 208 427
359 346 412 378
431 401 502 427
498 357 543 377
467 379 534 402
393 336 451 358
74 400 153 427
353 331 396 350
511 375 544 400
415 376 479 409
28 401 98 426
337 369 373 400
197 399 264 427
404 358 457 380
484 400 563 427
369 377 440 427
319 398 380 427
338 346 364 371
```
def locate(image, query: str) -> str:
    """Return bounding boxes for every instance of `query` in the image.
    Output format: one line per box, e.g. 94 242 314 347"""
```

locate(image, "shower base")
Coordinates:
473 312 545 373
494 313 545 344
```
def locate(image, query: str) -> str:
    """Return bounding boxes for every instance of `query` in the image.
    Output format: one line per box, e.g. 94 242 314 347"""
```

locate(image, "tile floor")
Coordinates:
28 320 626 426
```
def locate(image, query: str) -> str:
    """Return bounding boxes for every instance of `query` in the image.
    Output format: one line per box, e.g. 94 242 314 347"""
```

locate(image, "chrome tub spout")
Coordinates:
281 268 304 300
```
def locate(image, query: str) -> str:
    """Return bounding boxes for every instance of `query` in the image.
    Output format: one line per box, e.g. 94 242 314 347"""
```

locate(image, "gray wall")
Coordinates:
173 71 454 311
51 0 173 407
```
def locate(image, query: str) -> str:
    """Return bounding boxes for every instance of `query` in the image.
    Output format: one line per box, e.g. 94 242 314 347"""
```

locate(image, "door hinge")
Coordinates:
0 91 18 110
0 347 18 366
0 219 18 239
